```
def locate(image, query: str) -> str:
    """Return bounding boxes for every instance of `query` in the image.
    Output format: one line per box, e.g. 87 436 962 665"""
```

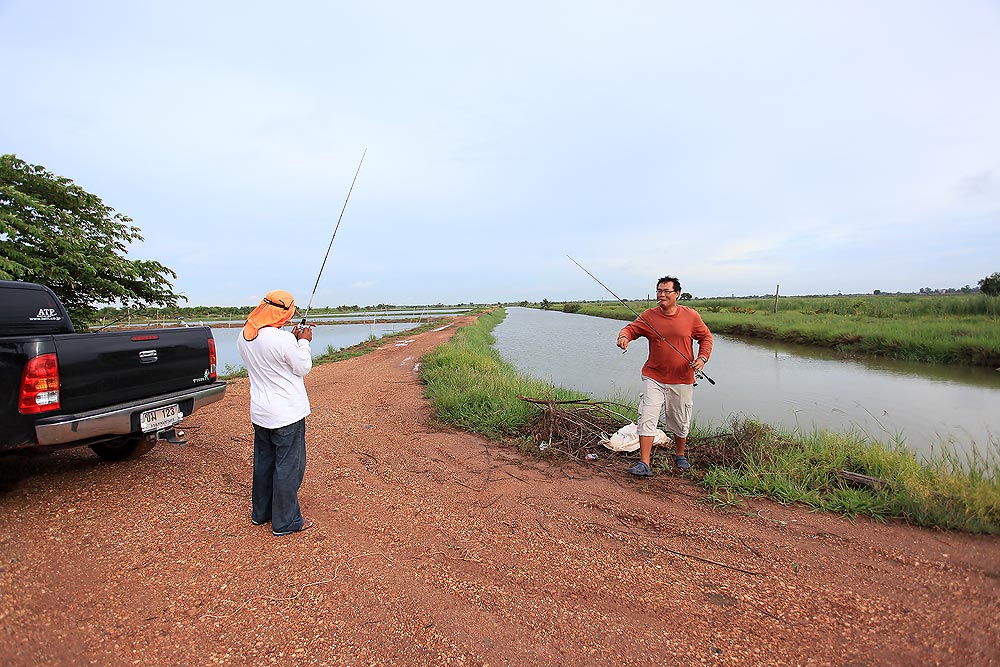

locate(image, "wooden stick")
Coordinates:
519 395 596 405
661 547 762 576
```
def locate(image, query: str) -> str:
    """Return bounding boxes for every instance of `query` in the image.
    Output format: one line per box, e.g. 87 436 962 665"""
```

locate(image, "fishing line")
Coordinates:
299 148 367 327
566 255 716 386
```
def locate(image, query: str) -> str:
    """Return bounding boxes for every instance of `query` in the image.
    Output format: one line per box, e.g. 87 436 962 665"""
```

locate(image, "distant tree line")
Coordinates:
918 285 980 295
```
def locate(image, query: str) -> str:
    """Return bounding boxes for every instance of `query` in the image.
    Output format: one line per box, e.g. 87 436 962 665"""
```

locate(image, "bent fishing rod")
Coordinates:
566 255 716 386
298 148 367 328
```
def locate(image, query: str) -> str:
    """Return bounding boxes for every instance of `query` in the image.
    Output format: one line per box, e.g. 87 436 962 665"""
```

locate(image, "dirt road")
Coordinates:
1 318 998 666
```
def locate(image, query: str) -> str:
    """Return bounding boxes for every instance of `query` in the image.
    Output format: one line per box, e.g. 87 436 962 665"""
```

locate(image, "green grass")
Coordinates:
550 294 1000 366
697 418 1000 533
422 308 1000 533
419 309 589 439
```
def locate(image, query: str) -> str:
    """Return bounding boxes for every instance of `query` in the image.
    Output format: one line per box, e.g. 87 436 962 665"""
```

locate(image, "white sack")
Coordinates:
600 422 670 452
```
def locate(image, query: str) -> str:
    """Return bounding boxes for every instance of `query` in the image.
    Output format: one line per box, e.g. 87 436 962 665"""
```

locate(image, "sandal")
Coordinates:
626 461 654 477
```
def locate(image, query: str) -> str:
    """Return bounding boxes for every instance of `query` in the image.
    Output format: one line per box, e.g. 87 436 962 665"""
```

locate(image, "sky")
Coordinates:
2 1 999 307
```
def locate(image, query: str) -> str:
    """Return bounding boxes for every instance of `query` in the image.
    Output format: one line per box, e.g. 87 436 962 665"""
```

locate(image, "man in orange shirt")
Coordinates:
617 276 713 476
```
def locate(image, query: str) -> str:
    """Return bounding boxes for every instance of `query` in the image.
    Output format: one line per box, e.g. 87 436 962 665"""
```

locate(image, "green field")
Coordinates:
546 293 1000 367
420 308 1000 534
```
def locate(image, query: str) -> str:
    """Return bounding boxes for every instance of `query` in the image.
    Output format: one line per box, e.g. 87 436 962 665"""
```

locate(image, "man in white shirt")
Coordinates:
237 290 315 537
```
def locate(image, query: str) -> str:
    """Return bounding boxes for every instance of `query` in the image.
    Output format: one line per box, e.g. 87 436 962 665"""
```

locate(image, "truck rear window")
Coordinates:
0 286 73 334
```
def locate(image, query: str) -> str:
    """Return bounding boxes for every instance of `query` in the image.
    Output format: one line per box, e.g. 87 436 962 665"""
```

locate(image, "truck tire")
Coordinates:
89 436 156 461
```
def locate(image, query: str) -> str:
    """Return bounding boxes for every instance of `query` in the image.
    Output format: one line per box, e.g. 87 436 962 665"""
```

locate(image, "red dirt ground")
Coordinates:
1 316 997 666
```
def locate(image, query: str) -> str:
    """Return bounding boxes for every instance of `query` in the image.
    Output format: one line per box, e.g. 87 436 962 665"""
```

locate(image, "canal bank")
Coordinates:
492 307 1000 461
421 308 999 533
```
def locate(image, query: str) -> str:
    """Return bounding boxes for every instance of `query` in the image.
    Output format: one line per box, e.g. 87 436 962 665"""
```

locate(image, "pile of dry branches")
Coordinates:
685 416 792 468
519 399 791 471
518 395 633 457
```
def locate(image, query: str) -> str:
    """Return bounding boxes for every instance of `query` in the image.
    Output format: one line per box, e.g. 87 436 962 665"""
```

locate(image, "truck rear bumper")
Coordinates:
34 381 227 446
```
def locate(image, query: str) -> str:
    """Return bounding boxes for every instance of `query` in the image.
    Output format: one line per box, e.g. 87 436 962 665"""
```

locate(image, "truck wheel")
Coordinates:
90 437 156 461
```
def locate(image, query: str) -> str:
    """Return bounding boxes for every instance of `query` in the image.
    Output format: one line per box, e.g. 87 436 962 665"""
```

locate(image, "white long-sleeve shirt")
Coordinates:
237 326 312 429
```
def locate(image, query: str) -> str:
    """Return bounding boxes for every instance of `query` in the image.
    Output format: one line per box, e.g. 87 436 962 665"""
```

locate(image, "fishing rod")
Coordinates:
566 255 716 386
93 308 132 332
299 148 367 328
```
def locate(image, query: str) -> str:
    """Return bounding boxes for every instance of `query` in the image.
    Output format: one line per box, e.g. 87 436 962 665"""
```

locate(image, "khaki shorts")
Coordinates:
637 376 693 438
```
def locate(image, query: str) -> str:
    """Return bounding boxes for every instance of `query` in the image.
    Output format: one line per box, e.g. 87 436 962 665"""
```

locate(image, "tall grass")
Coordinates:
419 310 588 438
694 293 999 318
423 308 1000 533
566 294 1000 366
699 419 1000 533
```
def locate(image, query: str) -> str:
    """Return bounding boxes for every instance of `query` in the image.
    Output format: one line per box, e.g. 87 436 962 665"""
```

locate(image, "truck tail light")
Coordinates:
208 337 218 380
19 353 61 414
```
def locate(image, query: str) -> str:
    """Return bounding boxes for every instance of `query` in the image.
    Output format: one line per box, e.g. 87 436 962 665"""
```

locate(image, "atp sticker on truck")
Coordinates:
29 308 62 321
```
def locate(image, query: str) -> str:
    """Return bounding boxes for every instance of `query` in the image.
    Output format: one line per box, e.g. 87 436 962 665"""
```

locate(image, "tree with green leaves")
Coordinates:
979 272 1000 297
0 154 182 327
680 292 693 301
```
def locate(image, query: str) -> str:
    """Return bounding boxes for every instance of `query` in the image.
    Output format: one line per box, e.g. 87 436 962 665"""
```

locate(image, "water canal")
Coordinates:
212 322 418 375
492 307 1000 459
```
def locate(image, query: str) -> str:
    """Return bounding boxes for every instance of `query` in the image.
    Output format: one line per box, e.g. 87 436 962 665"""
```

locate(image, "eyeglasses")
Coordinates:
656 289 678 294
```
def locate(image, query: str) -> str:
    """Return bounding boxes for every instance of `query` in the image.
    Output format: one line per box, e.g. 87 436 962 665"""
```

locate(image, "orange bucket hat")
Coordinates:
242 290 296 341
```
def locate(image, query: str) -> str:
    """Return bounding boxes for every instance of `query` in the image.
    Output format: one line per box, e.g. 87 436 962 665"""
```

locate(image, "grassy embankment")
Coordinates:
419 310 587 437
553 293 1000 367
420 308 1000 534
219 321 448 380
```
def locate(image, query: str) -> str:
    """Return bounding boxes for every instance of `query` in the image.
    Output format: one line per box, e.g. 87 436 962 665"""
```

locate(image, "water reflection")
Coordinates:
733 335 1000 389
492 307 1000 458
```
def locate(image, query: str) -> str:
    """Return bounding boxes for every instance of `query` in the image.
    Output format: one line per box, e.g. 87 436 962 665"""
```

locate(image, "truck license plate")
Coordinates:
140 404 182 432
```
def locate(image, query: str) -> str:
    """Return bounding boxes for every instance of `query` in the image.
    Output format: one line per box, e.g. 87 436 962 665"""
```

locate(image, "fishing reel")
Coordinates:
292 319 317 337
691 367 716 385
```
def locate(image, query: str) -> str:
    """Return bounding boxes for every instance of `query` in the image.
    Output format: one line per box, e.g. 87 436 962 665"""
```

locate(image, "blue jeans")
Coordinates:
251 418 307 533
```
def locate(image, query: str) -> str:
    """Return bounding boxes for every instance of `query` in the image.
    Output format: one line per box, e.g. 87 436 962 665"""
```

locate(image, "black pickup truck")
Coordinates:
1 280 226 459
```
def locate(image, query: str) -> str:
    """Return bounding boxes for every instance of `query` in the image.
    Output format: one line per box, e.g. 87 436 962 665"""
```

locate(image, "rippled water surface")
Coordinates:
492 307 1000 458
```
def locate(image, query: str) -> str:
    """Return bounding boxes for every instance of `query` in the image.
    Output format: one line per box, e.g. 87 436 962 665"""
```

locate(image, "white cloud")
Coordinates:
2 1 998 304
